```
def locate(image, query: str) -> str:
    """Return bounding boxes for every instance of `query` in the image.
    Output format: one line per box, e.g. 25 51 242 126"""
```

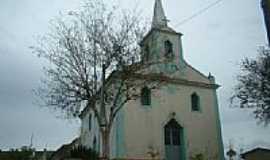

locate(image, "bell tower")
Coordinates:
141 0 184 73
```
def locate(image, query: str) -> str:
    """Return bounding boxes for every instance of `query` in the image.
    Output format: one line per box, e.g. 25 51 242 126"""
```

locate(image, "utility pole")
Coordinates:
261 0 270 45
29 133 34 148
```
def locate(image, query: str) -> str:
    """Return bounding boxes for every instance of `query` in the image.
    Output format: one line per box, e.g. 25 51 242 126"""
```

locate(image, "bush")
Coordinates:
70 145 98 160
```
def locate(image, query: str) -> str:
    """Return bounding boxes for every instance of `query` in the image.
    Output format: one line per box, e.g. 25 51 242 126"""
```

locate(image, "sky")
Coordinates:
0 0 269 154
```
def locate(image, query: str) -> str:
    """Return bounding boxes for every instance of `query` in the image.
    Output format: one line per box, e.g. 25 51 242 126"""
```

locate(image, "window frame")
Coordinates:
144 45 150 61
164 40 174 59
141 87 151 106
191 92 201 112
89 113 92 131
93 136 97 151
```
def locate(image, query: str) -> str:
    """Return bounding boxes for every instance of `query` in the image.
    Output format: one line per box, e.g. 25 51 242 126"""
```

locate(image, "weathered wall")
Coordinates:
143 30 185 74
117 83 223 160
80 110 101 153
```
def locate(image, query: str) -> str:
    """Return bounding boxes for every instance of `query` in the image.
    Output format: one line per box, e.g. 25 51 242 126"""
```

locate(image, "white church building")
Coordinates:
79 0 225 159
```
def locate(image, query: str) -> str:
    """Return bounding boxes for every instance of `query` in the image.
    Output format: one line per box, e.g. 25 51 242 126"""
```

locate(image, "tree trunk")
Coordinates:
101 129 110 160
100 63 110 160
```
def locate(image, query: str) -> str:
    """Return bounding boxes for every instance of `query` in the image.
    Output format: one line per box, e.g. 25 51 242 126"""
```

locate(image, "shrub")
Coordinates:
70 145 98 160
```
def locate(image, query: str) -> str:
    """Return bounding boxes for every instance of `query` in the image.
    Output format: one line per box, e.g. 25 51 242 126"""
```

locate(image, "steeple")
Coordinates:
152 0 168 29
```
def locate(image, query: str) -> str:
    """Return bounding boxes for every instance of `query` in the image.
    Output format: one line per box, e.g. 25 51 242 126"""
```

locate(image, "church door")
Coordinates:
164 119 184 160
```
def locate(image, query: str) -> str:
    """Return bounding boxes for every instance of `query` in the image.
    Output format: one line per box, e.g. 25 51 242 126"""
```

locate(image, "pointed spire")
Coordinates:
152 0 168 29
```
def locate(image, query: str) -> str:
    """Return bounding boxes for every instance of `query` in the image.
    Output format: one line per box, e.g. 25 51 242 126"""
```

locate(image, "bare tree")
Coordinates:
231 47 270 125
31 0 165 159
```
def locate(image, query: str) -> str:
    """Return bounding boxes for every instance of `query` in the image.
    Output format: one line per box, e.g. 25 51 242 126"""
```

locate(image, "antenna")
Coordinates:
29 133 34 148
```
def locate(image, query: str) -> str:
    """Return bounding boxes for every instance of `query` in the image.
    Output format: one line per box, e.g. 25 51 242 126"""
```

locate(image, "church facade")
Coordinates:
79 0 225 160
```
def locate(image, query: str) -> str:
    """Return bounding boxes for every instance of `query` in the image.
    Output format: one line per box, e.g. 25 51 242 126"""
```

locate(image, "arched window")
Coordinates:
141 87 151 105
144 45 150 61
93 136 97 151
164 40 173 58
164 119 181 145
191 93 200 111
89 113 92 131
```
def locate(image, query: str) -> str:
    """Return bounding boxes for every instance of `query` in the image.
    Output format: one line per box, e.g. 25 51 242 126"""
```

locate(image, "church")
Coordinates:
79 0 225 160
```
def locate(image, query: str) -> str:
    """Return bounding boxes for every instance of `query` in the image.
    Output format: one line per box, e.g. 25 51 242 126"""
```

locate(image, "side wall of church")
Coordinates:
80 110 101 154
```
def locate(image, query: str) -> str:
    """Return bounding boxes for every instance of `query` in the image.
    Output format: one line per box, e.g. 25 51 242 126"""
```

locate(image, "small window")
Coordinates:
144 45 150 61
191 93 200 111
164 40 173 58
93 136 97 151
89 114 92 131
141 87 151 105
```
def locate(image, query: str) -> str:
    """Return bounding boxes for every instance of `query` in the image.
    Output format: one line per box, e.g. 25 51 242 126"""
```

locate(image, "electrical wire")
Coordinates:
173 0 223 27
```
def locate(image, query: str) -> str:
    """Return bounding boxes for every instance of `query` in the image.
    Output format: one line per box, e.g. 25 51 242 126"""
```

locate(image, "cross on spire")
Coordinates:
152 0 168 29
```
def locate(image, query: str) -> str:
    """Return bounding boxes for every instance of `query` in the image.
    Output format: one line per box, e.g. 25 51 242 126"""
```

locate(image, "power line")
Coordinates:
173 0 223 27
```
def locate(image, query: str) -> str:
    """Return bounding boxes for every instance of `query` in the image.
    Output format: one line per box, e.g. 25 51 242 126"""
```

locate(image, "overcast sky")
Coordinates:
0 0 269 153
